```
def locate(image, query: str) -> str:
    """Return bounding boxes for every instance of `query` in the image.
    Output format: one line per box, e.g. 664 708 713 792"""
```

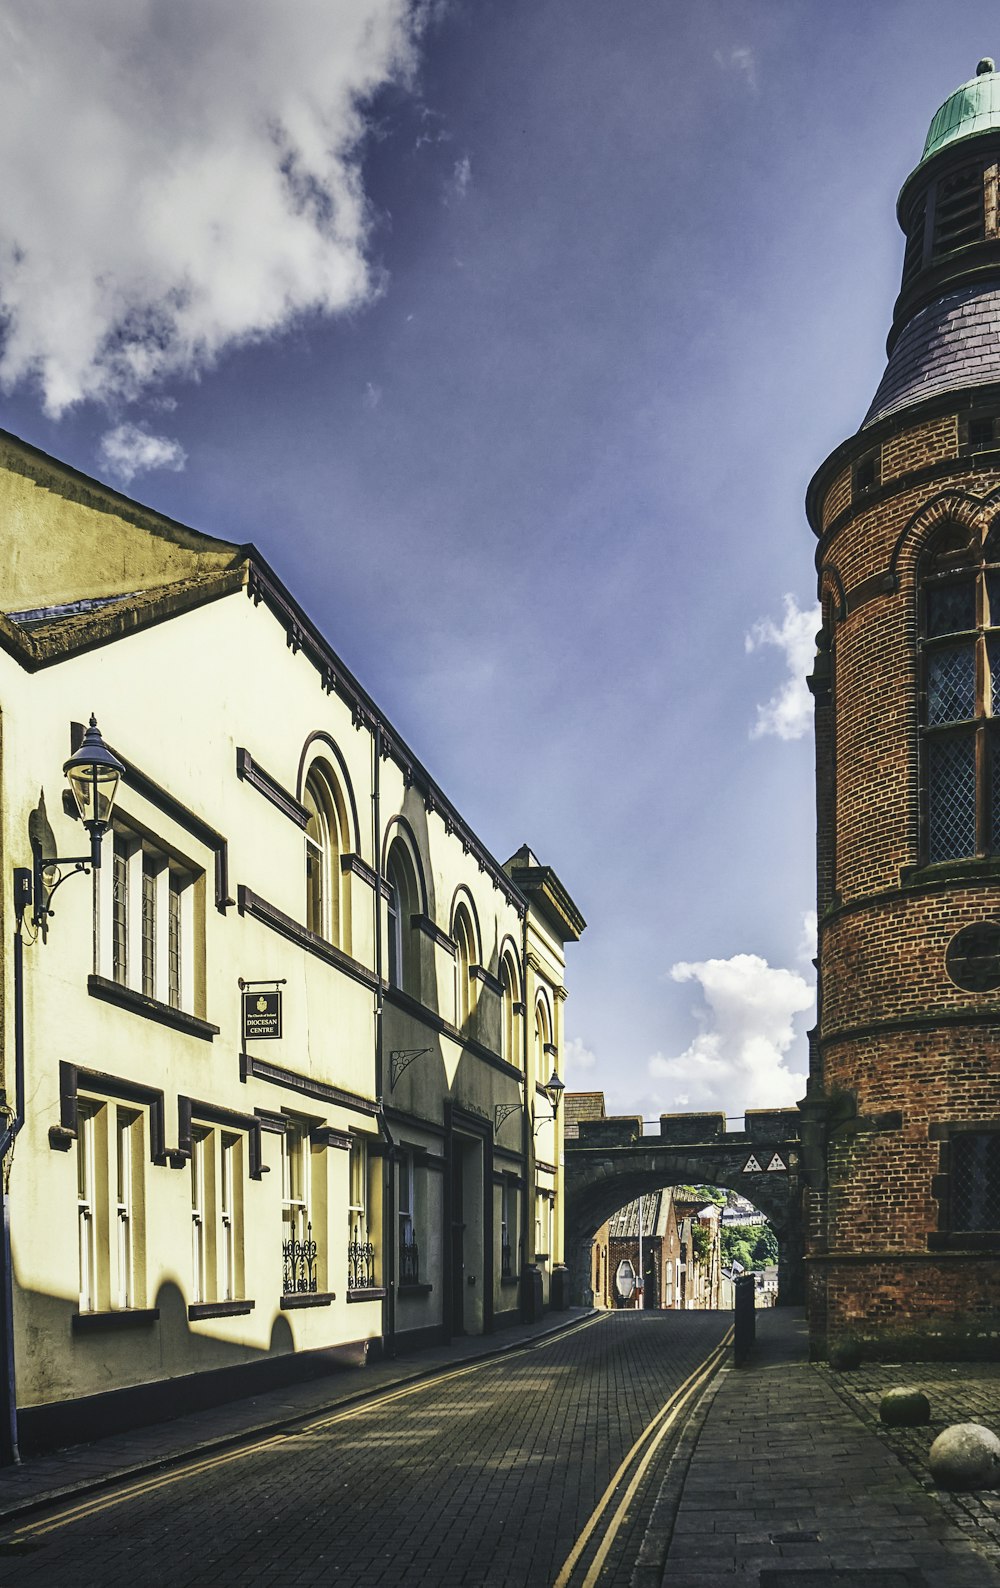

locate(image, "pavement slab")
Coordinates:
637 1308 1000 1588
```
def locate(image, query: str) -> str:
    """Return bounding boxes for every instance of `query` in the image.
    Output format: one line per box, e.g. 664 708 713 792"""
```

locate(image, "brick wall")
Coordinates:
810 403 1000 1359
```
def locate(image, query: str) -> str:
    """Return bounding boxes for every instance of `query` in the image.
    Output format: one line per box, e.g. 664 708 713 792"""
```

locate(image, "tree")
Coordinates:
751 1226 779 1266
722 1222 778 1270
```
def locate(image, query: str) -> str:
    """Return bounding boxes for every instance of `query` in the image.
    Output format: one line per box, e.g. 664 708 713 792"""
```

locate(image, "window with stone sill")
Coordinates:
348 1134 378 1291
191 1127 247 1306
398 1148 421 1285
282 1118 322 1295
98 825 200 1014
920 521 1000 863
77 1098 145 1314
303 763 350 950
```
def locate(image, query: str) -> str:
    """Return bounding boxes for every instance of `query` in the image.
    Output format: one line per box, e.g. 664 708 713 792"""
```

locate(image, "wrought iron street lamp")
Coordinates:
541 1067 565 1119
23 715 124 929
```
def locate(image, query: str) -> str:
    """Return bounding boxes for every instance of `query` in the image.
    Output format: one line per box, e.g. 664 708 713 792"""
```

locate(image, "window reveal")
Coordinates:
99 828 197 1013
76 1100 145 1314
950 1132 1000 1231
281 1121 317 1294
921 523 1000 861
348 1136 376 1290
399 1149 418 1284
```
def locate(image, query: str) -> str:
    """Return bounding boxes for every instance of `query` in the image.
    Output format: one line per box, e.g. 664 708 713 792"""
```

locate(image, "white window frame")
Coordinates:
115 1108 138 1309
282 1122 310 1246
191 1129 208 1305
77 1104 97 1313
98 826 197 1014
220 1132 238 1303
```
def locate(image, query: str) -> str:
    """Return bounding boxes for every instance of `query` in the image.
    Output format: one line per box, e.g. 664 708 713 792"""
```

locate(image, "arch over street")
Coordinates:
564 1109 803 1307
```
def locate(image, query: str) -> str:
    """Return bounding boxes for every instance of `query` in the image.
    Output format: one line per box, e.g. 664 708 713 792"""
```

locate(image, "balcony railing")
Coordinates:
400 1231 419 1285
283 1221 318 1294
349 1219 376 1290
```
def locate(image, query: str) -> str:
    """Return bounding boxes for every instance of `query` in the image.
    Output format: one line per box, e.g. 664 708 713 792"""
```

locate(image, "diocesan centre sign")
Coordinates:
242 989 282 1041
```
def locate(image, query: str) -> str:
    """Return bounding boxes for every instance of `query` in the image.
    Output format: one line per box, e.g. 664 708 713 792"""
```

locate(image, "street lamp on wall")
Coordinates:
541 1067 565 1121
16 715 125 930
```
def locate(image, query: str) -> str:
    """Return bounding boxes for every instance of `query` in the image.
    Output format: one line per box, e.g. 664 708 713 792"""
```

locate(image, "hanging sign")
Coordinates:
742 1154 764 1173
243 989 282 1041
766 1153 788 1173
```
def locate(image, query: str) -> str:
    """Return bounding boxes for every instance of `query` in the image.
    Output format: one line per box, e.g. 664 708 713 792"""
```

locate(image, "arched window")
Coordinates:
303 766 347 944
921 520 1000 861
534 996 551 1082
500 952 521 1068
386 841 419 996
454 908 474 1031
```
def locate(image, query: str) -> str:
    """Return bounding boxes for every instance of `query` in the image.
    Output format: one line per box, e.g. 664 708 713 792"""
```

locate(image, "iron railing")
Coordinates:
283 1221 318 1294
400 1231 419 1285
349 1220 376 1290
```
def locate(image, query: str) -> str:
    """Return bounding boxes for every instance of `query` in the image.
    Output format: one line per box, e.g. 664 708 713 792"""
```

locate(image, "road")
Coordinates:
0 1310 731 1588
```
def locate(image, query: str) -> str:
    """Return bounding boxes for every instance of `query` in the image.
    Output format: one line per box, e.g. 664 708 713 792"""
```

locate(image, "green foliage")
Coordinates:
751 1226 779 1265
721 1222 778 1271
673 1184 726 1205
690 1223 713 1262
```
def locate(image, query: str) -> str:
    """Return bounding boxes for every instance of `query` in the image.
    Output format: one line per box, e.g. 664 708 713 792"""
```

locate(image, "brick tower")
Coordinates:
804 60 1000 1359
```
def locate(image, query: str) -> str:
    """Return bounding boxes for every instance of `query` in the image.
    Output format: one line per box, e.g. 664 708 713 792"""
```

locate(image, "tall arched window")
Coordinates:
386 841 419 996
534 996 551 1081
454 908 474 1031
921 520 1000 861
303 766 346 944
500 952 521 1069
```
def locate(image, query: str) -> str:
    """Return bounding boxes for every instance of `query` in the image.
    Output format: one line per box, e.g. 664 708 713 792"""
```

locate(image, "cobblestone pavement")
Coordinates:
0 1310 731 1587
641 1309 1000 1588
826 1356 1000 1563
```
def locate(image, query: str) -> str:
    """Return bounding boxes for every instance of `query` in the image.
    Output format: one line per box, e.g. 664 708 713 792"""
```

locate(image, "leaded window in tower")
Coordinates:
922 521 1000 861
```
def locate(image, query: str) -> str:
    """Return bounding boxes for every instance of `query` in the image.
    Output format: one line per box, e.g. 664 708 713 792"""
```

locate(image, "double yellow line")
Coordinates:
553 1325 732 1588
9 1311 605 1541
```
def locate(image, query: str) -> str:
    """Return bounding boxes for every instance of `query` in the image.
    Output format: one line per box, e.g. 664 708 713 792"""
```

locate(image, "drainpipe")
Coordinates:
0 921 28 1464
520 905 531 1322
372 722 395 1357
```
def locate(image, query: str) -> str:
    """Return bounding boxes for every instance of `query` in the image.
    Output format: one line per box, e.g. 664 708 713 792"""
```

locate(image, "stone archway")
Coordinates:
565 1110 803 1307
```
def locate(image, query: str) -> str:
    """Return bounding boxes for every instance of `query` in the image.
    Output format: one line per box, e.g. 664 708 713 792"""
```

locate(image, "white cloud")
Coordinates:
363 380 383 410
0 0 421 416
647 953 813 1115
98 422 186 486
445 154 472 204
798 909 818 967
745 594 820 741
564 1036 598 1077
713 45 757 92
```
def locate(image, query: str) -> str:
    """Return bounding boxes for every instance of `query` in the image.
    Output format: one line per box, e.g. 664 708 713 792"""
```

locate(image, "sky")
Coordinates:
0 1 993 1124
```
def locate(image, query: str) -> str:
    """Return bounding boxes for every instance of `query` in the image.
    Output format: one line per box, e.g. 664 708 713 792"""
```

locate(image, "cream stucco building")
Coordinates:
0 429 584 1455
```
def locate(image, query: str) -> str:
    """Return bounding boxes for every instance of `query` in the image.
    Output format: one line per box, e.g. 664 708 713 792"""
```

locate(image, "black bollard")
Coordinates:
734 1273 756 1367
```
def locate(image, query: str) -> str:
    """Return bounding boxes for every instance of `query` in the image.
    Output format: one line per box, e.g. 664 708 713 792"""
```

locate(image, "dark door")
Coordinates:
644 1253 659 1309
451 1142 465 1334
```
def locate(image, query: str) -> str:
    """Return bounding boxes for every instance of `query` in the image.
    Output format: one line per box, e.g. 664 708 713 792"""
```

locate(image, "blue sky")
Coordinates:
0 1 994 1120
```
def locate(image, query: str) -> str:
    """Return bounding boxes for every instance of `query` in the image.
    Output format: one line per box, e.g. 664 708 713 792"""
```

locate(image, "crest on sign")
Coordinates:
742 1154 763 1173
766 1153 787 1173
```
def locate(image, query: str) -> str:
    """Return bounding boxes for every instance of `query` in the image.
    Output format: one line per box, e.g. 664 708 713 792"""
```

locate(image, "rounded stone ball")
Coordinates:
828 1339 862 1371
880 1388 931 1427
929 1423 1000 1491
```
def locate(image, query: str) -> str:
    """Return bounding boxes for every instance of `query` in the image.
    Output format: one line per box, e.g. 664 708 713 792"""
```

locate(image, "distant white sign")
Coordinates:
615 1259 636 1301
742 1154 763 1173
766 1153 788 1173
